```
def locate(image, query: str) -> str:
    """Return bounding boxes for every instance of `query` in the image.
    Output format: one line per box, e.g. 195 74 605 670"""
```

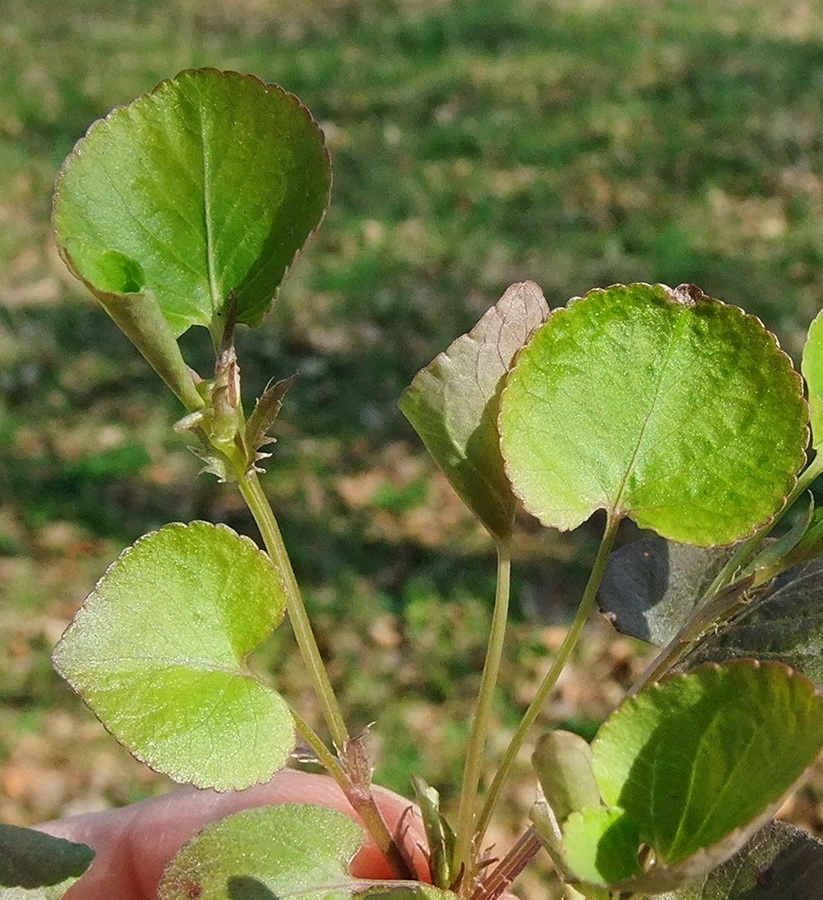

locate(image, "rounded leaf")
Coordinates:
53 68 331 337
500 284 807 546
158 805 454 900
585 661 823 889
53 522 293 790
158 805 363 900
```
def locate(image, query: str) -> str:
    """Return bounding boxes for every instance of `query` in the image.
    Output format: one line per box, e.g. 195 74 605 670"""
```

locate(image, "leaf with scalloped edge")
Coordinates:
686 561 823 691
53 68 330 341
399 281 549 539
158 804 454 900
561 661 823 893
500 284 807 546
53 521 292 790
657 821 823 900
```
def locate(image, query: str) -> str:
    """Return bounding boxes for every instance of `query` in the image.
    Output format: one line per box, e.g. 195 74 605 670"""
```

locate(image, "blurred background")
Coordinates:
2 0 823 894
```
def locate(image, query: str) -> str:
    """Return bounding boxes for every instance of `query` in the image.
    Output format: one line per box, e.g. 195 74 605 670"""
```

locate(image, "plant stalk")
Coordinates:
473 516 620 851
452 538 513 883
469 827 541 900
239 470 351 751
239 470 416 880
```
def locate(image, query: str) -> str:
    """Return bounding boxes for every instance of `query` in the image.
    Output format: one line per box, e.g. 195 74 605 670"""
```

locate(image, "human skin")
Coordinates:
38 769 431 899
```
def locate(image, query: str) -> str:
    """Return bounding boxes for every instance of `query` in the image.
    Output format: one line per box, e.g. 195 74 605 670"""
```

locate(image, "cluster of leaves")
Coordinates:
5 68 823 900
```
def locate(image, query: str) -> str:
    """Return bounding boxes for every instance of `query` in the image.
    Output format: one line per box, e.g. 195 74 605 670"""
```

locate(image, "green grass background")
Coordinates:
2 0 823 894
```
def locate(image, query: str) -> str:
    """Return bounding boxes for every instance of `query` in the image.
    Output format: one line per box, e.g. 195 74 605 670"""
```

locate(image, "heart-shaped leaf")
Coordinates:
52 521 293 790
500 283 807 546
399 281 549 539
657 821 823 900
158 804 454 900
686 561 823 691
53 68 330 340
598 536 736 645
0 826 93 890
563 661 823 892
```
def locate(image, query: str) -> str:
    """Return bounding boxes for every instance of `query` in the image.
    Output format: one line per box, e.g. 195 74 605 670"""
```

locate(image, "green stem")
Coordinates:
473 516 621 851
239 470 415 880
452 539 512 882
290 706 349 785
290 706 416 880
238 470 351 751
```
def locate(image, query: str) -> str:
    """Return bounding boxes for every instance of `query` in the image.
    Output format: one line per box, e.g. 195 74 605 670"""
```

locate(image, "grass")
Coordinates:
3 0 823 893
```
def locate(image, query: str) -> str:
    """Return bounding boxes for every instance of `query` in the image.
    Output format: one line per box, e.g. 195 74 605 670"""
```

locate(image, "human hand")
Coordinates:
38 769 430 899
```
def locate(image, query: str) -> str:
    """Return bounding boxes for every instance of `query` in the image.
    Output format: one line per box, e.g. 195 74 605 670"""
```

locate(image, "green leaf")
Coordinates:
686 562 823 691
532 731 600 825
599 535 735 645
764 507 823 575
500 283 807 546
562 807 642 886
411 776 456 890
657 821 823 900
569 660 823 892
52 521 293 790
399 281 549 539
158 805 454 900
53 68 330 339
0 881 83 900
0 826 93 889
801 310 823 447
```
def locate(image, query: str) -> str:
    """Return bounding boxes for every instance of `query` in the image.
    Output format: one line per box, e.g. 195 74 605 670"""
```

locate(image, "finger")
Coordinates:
39 769 430 900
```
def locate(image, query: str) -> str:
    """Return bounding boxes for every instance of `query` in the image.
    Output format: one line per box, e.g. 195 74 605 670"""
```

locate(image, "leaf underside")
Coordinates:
598 535 736 645
686 561 823 691
399 280 549 539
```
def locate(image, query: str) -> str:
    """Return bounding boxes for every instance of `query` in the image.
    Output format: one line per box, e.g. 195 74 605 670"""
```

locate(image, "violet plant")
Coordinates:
5 68 823 900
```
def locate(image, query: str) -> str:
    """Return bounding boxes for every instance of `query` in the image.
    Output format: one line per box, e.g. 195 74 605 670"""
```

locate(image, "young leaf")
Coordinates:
561 807 642 886
0 826 93 889
598 535 736 645
657 821 823 900
686 561 823 690
399 281 549 539
500 284 807 546
53 68 330 340
566 660 823 892
532 731 600 826
52 521 293 790
158 804 453 900
411 776 456 891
